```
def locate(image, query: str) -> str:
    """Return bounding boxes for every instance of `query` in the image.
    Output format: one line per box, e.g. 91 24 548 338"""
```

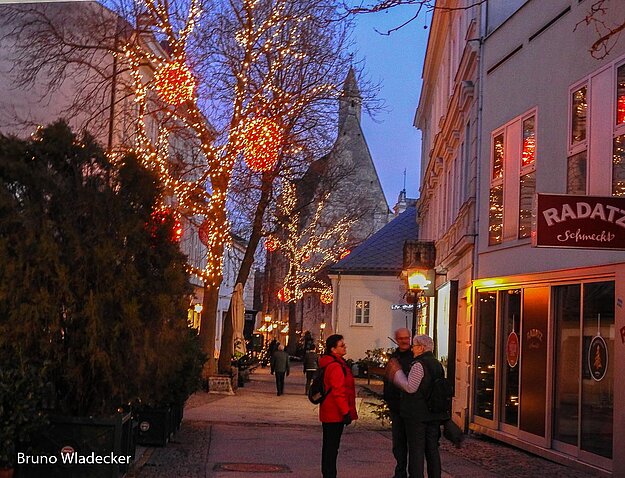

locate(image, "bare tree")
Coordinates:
0 0 371 375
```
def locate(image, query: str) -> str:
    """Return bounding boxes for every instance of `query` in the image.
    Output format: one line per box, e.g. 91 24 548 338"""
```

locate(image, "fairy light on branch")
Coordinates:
272 179 353 304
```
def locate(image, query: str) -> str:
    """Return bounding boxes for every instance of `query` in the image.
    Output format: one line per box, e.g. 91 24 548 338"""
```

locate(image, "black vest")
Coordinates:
399 351 450 423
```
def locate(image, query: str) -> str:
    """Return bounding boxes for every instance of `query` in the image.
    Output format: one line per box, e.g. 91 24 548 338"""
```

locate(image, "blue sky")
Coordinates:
352 6 431 207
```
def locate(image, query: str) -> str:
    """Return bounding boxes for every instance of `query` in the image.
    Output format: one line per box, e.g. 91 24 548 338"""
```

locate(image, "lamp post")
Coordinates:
320 321 326 347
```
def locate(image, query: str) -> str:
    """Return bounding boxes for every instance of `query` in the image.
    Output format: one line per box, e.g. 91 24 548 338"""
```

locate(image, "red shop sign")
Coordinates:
533 194 625 250
506 331 519 368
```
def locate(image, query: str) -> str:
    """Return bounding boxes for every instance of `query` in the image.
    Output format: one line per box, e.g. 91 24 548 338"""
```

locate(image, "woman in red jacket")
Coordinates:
319 334 358 478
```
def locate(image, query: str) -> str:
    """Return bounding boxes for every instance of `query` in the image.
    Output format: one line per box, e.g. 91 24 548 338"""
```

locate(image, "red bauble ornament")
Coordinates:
264 236 278 252
242 117 282 172
320 289 333 304
521 136 535 167
198 220 211 246
277 287 292 302
148 208 182 243
618 95 625 124
153 60 195 106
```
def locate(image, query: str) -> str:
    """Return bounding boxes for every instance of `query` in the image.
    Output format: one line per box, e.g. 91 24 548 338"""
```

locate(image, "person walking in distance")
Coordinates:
270 344 290 396
386 335 449 478
319 334 357 478
383 328 413 478
303 347 319 394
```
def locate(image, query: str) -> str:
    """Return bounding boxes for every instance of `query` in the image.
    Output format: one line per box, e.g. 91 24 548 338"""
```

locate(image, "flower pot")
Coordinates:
0 468 14 478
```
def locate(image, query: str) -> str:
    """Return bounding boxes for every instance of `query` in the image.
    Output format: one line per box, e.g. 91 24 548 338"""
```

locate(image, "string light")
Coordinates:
242 117 283 172
272 179 353 304
265 236 278 252
153 60 196 106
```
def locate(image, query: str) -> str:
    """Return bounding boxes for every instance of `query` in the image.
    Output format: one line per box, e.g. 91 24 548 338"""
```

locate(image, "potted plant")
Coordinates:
0 361 49 478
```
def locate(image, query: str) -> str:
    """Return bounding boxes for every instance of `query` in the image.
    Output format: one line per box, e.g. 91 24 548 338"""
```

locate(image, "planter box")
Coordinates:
135 407 171 447
170 401 184 435
17 412 134 478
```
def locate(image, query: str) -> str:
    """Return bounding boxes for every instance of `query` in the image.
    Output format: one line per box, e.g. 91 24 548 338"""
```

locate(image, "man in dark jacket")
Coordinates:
386 334 449 478
271 344 290 396
383 328 413 478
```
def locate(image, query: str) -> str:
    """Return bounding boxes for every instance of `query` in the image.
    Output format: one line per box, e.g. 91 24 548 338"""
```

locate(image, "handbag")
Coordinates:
442 419 464 448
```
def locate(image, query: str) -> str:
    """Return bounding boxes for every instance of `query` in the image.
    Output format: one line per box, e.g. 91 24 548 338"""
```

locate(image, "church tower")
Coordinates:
338 67 362 128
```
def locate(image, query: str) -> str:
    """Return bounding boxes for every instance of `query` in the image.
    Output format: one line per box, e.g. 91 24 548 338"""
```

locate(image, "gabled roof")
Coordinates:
329 206 418 276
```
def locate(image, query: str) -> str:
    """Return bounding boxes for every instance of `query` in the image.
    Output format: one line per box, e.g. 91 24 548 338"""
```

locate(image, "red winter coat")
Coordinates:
318 353 358 423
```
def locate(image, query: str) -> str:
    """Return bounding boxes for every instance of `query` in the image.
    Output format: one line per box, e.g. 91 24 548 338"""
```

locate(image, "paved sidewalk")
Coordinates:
130 363 602 478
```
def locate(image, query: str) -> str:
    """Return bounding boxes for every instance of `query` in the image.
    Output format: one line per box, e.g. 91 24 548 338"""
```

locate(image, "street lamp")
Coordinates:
405 267 436 337
264 314 271 346
320 322 326 347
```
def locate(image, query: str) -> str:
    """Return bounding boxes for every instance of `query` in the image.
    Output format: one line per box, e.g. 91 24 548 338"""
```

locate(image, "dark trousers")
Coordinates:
305 370 315 393
405 418 441 478
321 422 344 478
390 410 408 478
275 371 285 395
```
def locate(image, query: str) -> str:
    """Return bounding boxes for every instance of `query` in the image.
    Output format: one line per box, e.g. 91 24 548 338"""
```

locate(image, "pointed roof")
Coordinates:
342 67 361 98
329 206 418 276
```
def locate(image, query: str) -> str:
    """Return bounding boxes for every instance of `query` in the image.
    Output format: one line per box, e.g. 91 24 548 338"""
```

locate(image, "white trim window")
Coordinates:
353 299 371 325
488 109 537 245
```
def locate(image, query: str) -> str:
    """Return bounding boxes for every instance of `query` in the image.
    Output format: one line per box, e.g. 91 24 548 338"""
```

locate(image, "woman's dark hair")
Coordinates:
325 334 344 354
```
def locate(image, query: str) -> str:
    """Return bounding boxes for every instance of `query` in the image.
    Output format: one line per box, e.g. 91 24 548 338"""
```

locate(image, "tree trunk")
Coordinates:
286 301 298 355
218 172 274 373
199 282 219 379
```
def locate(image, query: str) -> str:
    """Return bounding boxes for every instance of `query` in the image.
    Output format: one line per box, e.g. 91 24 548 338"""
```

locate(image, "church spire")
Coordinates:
339 67 362 128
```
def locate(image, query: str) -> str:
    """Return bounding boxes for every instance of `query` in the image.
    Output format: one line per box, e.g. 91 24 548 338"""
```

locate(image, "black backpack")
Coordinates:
419 359 453 414
307 357 345 405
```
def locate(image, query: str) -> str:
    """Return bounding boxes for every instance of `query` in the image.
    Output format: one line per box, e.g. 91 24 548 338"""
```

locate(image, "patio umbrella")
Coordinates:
231 283 246 355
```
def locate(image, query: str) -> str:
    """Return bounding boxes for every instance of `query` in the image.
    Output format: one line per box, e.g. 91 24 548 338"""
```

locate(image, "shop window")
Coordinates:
500 289 521 427
553 281 614 460
354 299 370 325
474 291 496 420
553 284 581 446
581 281 613 459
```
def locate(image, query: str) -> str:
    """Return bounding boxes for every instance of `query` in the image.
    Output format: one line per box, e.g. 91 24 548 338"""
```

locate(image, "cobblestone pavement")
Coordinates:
129 364 605 478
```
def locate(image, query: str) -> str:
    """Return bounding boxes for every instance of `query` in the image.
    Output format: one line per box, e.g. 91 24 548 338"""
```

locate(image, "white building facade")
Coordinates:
417 0 625 474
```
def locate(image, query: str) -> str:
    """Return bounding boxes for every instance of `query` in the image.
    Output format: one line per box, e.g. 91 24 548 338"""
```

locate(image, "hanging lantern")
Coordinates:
242 117 283 172
198 220 211 246
339 249 351 260
320 289 333 304
153 60 195 106
265 236 278 252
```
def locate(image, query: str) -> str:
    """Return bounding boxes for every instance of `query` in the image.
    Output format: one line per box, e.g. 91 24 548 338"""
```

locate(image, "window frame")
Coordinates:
352 297 372 326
